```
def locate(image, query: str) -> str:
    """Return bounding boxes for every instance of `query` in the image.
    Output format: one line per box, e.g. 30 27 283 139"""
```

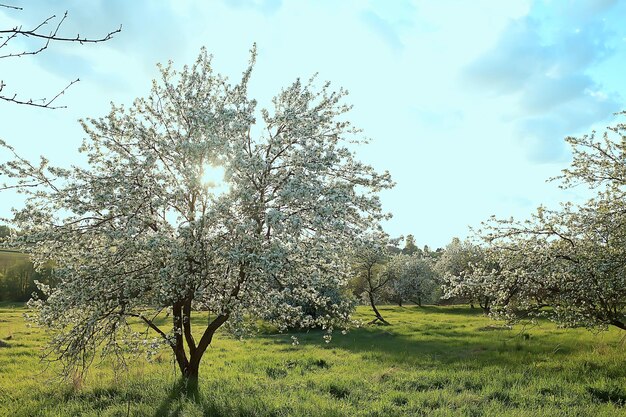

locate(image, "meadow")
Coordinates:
0 303 624 417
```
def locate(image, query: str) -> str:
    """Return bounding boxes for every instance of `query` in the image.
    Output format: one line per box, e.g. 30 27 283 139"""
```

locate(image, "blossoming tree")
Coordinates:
351 234 394 325
468 113 626 331
385 254 438 307
437 238 492 312
0 46 393 386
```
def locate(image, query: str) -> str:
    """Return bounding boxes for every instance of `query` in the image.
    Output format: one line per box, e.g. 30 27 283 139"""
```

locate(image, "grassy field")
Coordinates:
0 250 29 276
0 303 624 416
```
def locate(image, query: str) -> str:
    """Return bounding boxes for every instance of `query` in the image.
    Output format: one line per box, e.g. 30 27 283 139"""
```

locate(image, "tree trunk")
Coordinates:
186 314 229 387
611 320 626 331
480 297 490 315
170 309 229 395
172 302 190 378
180 361 200 397
367 292 389 325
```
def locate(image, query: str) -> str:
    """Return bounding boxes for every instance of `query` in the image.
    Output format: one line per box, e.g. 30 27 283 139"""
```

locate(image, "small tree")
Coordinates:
351 234 394 325
0 47 393 388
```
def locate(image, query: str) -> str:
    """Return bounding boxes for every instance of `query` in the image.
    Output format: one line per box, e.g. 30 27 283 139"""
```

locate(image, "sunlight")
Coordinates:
201 164 229 196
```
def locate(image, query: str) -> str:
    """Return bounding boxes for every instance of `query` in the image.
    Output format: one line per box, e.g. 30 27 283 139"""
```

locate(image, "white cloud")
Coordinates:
463 0 623 162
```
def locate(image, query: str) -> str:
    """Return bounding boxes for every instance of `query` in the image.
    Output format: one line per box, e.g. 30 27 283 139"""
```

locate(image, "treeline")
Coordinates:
0 226 54 302
0 250 54 302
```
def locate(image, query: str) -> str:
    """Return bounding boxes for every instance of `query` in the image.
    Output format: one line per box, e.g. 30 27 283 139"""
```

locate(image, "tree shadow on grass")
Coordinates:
257 318 602 374
416 305 485 316
153 378 203 417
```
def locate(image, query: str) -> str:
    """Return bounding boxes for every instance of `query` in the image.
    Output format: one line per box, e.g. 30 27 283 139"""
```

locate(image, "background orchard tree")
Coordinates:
555 111 626 191
473 112 626 331
385 254 438 307
437 238 491 312
0 46 393 389
351 234 395 325
477 199 626 330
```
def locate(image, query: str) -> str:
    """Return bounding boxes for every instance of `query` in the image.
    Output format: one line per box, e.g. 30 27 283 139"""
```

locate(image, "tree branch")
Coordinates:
127 313 172 347
0 11 121 57
0 4 22 10
182 298 197 355
0 78 79 109
0 7 121 109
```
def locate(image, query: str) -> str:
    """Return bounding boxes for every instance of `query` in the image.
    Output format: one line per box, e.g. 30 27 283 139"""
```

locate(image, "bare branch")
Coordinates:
0 7 121 109
0 4 22 10
126 313 172 347
0 78 79 109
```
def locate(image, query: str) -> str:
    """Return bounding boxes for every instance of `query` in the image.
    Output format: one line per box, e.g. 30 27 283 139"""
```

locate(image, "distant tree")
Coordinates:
473 113 626 331
0 225 10 239
385 254 437 307
0 4 121 108
352 234 394 325
0 258 54 302
401 234 420 256
386 244 403 255
0 250 50 301
0 47 393 390
4 259 32 299
421 244 443 261
437 238 491 312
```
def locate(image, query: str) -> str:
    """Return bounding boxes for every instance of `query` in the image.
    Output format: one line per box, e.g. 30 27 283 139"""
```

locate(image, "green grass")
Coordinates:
0 250 29 268
0 304 624 416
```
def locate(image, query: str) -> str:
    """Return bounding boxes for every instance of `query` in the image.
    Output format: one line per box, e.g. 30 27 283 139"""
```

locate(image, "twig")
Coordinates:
0 7 121 109
0 78 79 109
0 4 22 10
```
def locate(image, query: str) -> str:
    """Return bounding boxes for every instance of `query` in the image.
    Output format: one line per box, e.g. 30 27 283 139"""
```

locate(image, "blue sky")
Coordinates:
1 0 625 248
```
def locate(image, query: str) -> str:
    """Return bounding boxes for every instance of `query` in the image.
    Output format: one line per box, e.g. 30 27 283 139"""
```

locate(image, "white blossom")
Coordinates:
465 113 626 331
0 46 393 381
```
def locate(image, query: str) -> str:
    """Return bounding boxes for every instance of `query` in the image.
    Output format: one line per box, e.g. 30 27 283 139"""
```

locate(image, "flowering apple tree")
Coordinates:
350 234 395 325
471 113 626 331
437 238 492 312
0 46 393 385
385 254 438 307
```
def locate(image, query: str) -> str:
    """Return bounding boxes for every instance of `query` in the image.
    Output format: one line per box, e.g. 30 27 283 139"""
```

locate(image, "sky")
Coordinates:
1 0 625 248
